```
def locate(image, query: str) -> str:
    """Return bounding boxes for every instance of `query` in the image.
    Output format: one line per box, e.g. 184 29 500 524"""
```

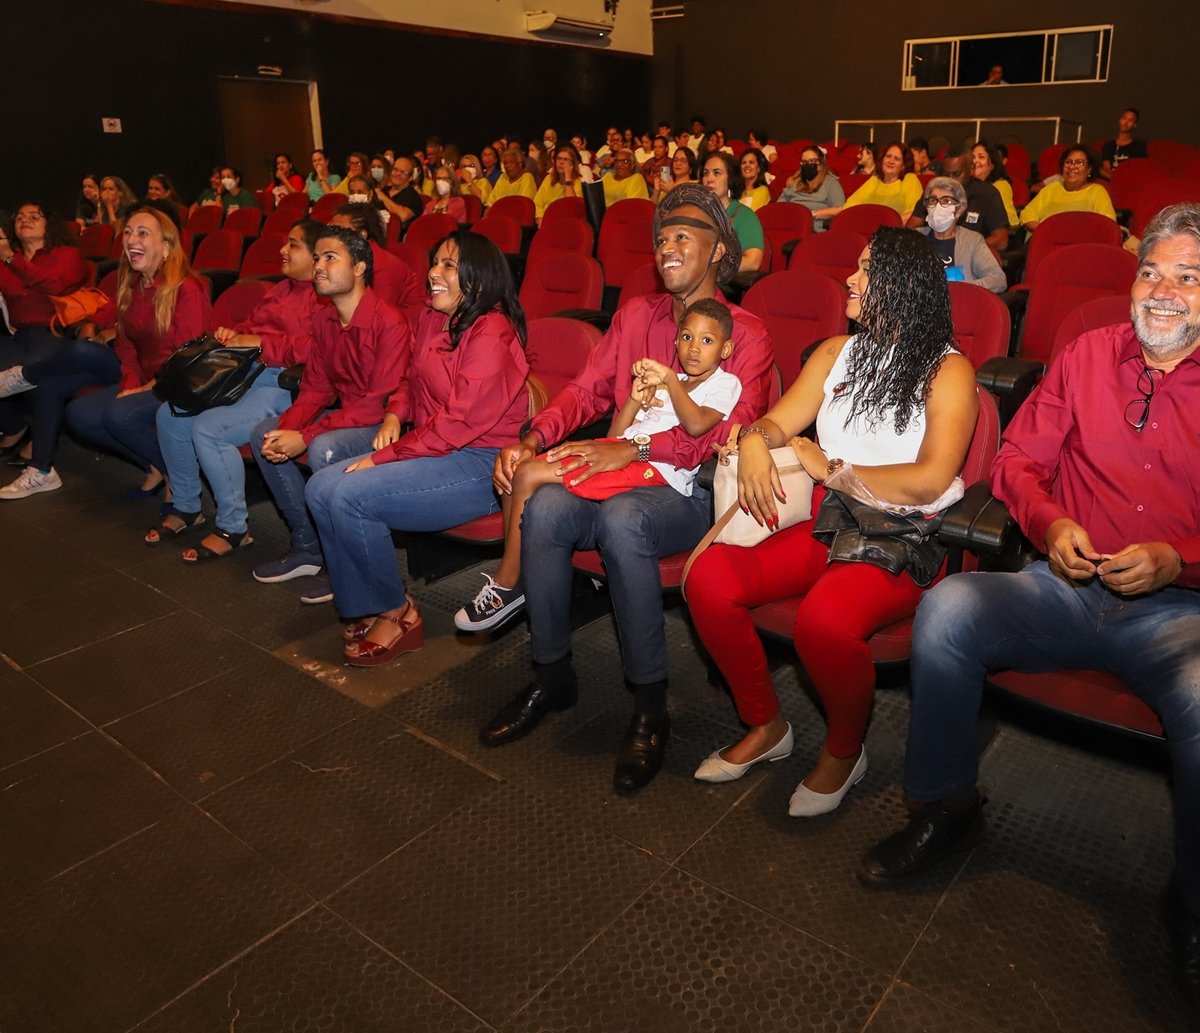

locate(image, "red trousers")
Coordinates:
686 504 926 758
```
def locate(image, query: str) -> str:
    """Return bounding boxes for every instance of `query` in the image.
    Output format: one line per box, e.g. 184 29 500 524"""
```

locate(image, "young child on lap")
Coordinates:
455 297 742 632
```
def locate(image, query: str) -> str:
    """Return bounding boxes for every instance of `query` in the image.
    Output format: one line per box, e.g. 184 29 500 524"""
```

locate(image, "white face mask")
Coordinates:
435 179 451 197
221 177 237 192
461 166 476 181
348 193 371 204
370 167 385 182
543 138 555 151
926 205 959 233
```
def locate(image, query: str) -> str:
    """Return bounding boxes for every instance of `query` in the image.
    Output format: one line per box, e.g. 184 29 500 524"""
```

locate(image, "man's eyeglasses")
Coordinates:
1125 364 1161 432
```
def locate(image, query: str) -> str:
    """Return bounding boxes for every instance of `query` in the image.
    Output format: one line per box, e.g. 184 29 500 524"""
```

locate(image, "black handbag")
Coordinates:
153 334 264 417
812 490 948 586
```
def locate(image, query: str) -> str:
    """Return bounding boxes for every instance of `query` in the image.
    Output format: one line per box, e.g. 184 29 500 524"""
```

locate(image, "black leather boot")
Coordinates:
479 660 577 747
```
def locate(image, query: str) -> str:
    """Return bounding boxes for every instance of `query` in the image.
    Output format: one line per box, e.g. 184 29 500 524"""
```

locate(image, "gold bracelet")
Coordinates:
738 425 773 449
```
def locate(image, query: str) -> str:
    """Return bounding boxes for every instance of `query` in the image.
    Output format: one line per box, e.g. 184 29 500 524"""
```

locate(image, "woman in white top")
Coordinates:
686 227 978 817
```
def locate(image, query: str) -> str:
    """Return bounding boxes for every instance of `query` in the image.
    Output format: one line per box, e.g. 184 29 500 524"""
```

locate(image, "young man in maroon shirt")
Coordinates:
861 203 1200 1011
251 225 410 600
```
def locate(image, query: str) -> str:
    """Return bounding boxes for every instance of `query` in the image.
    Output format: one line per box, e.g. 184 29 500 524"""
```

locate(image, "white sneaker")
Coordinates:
0 366 34 398
453 573 526 632
0 466 62 499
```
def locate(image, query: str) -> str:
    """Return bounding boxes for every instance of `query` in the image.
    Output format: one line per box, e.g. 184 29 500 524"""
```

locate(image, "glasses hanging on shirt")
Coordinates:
1124 364 1161 432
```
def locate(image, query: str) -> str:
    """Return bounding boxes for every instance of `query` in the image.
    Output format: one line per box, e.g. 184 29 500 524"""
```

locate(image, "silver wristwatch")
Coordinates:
633 433 651 463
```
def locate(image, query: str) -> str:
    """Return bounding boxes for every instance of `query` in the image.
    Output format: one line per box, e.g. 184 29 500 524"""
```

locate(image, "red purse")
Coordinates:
563 460 668 500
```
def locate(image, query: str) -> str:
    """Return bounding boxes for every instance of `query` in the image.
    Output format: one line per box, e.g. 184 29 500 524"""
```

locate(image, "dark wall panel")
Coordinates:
655 3 1193 156
5 0 650 215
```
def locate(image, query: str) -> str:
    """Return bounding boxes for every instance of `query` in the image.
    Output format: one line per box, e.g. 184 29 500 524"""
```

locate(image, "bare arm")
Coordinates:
658 376 729 437
608 390 647 436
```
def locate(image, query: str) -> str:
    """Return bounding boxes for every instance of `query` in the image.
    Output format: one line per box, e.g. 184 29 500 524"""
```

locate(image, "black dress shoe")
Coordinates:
858 789 986 886
479 673 578 747
1165 876 1200 1012
613 710 670 792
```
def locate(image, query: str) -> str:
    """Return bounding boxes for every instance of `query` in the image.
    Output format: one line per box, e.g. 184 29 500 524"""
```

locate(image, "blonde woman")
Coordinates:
65 206 211 498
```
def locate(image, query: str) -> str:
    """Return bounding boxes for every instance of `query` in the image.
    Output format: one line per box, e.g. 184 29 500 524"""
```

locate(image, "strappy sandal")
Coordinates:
145 508 205 546
342 618 377 644
344 602 423 667
181 528 254 564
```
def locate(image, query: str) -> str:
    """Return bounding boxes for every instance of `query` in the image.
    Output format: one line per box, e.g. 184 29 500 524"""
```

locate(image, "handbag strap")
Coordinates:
680 500 740 601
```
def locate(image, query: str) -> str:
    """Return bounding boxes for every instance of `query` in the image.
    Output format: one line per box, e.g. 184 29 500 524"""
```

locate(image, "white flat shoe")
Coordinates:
694 723 794 783
787 746 868 817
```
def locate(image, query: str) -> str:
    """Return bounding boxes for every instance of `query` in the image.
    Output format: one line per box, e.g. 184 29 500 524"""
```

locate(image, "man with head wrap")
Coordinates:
479 185 774 791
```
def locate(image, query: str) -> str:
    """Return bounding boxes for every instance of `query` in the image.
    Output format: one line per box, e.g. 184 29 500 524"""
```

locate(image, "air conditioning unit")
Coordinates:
525 10 614 44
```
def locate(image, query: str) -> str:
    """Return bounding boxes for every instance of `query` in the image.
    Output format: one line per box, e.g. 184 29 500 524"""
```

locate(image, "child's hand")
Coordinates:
633 358 672 387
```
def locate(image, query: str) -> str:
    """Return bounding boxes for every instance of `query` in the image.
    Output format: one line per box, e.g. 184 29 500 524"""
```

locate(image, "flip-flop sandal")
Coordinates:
145 509 205 546
182 528 254 563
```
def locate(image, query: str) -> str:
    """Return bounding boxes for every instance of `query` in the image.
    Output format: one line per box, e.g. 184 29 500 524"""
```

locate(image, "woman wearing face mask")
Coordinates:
700 152 764 274
779 147 845 231
344 175 375 206
917 178 1006 292
738 148 772 211
457 155 493 205
267 153 304 199
98 176 137 227
822 141 922 222
425 166 467 223
218 167 257 211
304 231 531 667
5 208 210 499
150 219 324 557
76 174 102 227
533 144 586 223
367 154 392 194
306 149 342 202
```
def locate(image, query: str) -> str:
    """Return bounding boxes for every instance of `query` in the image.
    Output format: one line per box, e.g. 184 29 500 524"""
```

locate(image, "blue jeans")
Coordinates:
251 416 378 554
65 383 165 473
521 484 711 685
16 337 123 471
156 369 293 532
305 448 500 618
907 560 1200 910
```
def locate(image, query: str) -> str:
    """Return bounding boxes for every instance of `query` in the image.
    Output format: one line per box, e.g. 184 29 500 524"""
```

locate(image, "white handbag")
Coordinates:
681 425 815 597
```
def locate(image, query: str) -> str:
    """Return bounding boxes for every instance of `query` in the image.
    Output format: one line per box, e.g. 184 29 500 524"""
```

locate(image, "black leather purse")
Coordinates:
154 334 264 417
812 490 949 586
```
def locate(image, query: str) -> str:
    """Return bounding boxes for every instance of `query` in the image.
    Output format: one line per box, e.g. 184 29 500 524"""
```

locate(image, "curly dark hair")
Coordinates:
839 226 956 434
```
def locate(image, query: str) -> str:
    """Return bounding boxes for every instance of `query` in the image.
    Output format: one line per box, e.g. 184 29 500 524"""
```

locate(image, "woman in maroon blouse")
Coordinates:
0 202 88 473
305 230 531 666
60 207 211 495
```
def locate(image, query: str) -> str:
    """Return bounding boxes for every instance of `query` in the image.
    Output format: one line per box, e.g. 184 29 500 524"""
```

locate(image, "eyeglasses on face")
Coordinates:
1062 158 1088 169
925 195 959 208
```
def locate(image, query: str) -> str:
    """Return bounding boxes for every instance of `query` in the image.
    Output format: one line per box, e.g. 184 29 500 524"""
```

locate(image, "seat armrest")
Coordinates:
939 481 1016 553
277 364 305 397
975 356 1044 398
553 308 612 333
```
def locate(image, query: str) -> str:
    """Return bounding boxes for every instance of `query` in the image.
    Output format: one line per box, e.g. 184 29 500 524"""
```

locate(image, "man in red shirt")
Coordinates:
479 185 774 792
861 204 1200 1009
251 225 410 599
